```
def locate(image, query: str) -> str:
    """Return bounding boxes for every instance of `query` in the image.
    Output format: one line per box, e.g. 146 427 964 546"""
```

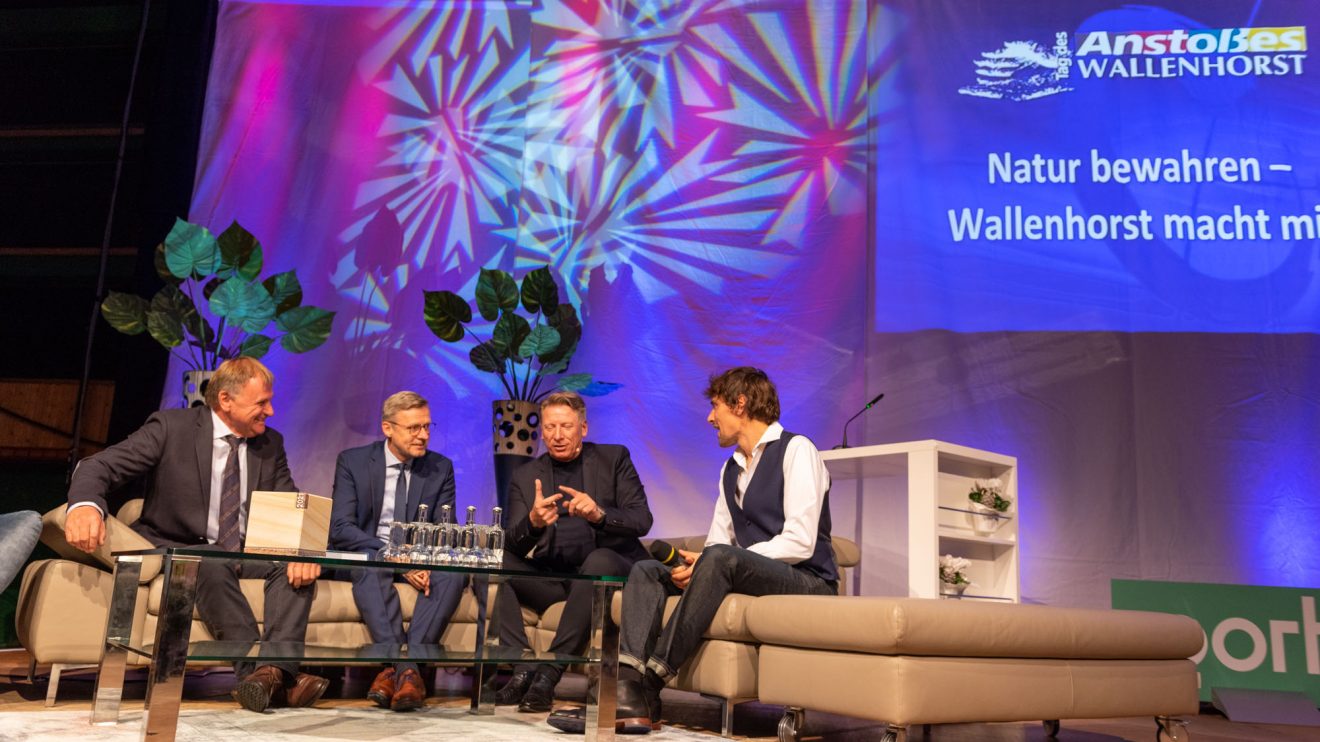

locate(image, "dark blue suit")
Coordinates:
329 441 464 672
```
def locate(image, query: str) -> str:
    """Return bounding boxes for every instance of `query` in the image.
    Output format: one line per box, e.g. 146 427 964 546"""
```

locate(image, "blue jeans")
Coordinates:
618 543 836 679
0 510 42 593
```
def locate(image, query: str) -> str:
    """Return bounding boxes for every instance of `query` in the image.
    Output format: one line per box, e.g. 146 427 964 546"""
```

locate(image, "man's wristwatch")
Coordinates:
592 507 606 524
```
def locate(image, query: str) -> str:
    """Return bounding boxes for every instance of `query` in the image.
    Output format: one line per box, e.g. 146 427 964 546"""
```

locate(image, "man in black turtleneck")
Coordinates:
488 390 653 712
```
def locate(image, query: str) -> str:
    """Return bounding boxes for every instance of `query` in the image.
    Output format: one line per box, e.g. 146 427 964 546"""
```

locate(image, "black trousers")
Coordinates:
493 548 636 678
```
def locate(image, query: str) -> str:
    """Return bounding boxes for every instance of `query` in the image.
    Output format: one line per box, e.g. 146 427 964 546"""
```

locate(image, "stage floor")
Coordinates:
0 649 1308 741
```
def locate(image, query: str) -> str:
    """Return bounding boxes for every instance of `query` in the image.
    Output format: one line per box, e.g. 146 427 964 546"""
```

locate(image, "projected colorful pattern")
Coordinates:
191 0 869 520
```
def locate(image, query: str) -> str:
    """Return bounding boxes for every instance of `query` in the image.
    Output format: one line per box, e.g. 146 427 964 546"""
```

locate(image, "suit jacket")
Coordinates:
328 440 457 553
67 405 297 547
505 442 652 566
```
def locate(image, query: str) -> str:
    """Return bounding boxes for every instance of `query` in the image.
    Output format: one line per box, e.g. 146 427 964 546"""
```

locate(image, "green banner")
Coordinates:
1112 579 1320 704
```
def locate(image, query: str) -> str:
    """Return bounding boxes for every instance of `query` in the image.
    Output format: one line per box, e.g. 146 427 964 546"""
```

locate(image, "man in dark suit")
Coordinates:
489 390 653 713
63 357 327 713
328 390 465 712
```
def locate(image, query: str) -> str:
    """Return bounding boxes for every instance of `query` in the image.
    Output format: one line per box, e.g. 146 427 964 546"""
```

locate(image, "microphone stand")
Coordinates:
833 393 884 449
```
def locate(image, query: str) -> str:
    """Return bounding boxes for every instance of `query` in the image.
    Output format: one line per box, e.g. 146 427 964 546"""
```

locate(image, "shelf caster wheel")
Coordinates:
1042 719 1060 737
1155 716 1189 742
777 707 805 742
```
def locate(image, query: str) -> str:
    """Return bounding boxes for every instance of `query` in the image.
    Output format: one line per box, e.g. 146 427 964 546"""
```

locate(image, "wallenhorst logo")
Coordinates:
960 25 1308 101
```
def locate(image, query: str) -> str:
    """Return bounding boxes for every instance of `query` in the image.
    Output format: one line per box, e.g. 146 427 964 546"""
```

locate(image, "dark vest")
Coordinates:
721 431 838 584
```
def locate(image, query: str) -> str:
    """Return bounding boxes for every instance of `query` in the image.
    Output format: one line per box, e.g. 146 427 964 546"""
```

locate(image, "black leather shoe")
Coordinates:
615 677 660 734
546 705 662 735
493 670 534 706
517 670 557 713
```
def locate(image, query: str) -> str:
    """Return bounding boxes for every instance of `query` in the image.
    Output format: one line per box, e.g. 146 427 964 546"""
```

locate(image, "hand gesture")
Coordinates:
558 485 603 523
286 561 321 589
528 479 562 528
64 506 106 553
404 569 431 596
669 549 701 590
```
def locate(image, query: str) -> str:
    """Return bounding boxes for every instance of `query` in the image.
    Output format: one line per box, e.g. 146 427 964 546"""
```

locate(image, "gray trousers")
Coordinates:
194 552 316 681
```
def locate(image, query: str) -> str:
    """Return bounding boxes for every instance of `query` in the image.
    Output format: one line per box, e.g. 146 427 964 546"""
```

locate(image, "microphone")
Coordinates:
833 393 884 450
648 540 686 569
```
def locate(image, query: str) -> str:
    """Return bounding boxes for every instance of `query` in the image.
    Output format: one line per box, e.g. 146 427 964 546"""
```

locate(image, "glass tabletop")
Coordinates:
112 546 628 582
126 641 593 664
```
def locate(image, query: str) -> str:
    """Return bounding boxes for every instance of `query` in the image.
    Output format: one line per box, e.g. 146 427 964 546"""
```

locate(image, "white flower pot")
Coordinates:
940 581 968 597
968 501 1010 534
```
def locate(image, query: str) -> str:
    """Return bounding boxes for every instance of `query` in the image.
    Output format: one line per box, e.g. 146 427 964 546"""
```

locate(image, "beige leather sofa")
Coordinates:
746 595 1204 741
17 501 858 734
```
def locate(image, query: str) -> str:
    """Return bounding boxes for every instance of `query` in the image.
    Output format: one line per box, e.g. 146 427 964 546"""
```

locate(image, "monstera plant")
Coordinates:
101 218 336 376
423 267 618 402
424 267 618 506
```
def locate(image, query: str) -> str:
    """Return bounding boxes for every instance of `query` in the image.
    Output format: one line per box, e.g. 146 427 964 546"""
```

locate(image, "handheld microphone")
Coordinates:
648 540 686 569
833 393 884 449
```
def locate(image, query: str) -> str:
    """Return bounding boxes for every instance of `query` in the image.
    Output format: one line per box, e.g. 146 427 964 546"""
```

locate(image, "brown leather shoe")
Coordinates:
233 665 286 712
367 667 396 708
390 668 426 712
287 672 330 708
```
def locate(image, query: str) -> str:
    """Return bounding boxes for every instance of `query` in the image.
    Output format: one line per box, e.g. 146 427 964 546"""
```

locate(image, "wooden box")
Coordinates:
244 491 332 555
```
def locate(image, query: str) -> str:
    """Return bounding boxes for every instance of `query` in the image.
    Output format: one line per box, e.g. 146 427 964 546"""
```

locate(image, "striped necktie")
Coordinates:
217 435 243 551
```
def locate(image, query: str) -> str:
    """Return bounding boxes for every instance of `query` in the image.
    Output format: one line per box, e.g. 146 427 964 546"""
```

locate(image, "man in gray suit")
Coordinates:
64 357 327 713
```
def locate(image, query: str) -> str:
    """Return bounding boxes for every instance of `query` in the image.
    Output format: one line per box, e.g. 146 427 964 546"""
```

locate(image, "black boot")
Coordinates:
615 675 661 734
517 667 559 712
493 670 534 706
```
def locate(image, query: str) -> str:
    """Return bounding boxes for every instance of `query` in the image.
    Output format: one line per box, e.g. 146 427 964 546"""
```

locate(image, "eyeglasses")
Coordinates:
387 421 434 436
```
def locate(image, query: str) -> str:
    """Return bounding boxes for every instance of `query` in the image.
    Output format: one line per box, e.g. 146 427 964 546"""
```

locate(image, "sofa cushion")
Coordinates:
745 596 1204 660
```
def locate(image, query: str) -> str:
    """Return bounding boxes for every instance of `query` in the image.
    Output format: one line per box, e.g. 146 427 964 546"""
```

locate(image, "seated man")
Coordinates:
63 357 327 713
489 391 653 712
557 366 838 734
328 391 465 712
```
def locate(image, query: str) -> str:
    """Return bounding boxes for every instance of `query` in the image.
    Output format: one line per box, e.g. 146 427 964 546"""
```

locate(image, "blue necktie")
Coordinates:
393 462 409 522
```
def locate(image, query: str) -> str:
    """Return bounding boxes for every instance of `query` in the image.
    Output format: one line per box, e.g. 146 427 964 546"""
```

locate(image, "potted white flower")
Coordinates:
966 478 1012 533
938 554 972 596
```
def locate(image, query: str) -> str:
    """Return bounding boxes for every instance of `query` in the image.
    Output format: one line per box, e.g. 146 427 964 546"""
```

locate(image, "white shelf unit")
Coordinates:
820 440 1020 602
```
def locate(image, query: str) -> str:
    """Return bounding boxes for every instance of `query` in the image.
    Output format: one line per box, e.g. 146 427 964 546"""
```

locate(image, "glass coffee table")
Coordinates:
90 548 626 742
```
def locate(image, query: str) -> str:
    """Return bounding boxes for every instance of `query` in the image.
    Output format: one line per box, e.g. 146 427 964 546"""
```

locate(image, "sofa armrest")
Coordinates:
41 504 160 582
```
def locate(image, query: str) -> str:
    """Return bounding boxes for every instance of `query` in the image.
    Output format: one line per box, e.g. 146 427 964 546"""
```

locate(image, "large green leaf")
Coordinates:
101 292 149 335
275 306 335 353
145 309 185 348
520 266 560 315
540 304 581 364
556 373 592 392
518 325 560 359
216 221 264 281
162 218 219 279
470 341 507 373
153 243 183 285
475 268 519 321
423 290 471 342
238 334 274 359
209 277 276 333
539 358 569 376
145 285 195 348
263 270 303 314
491 312 531 357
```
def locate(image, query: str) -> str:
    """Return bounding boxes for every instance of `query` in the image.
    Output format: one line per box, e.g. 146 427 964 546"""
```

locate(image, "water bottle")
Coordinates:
461 505 478 566
488 506 504 568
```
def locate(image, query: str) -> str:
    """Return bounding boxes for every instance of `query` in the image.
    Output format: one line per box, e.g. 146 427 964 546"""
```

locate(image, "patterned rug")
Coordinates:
0 706 712 741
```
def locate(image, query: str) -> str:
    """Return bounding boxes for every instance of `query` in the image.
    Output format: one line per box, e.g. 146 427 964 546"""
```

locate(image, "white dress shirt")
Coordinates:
206 410 249 543
705 422 831 563
375 445 412 540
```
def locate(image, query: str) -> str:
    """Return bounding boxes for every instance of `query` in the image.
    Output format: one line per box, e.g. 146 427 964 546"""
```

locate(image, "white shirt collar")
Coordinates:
383 442 405 469
732 421 784 469
210 409 243 441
